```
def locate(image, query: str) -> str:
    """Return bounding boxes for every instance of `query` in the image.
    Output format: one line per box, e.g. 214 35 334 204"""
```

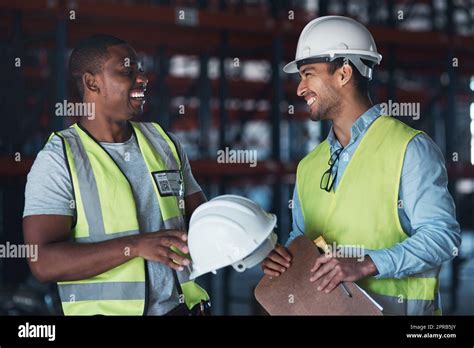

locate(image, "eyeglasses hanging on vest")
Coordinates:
320 148 343 192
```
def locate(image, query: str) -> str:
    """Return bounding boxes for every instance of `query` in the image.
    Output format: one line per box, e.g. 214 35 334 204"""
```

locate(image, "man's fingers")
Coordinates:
324 276 343 293
166 260 185 271
261 259 282 277
161 230 188 241
274 244 292 262
165 250 191 266
310 260 336 282
263 268 281 277
156 256 186 271
311 260 321 273
262 259 287 273
153 247 190 268
316 267 339 292
310 254 332 272
159 237 189 253
267 251 290 268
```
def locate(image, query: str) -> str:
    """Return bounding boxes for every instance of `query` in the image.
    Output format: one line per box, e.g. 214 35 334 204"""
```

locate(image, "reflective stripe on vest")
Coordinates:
53 121 208 315
132 122 210 305
296 116 440 315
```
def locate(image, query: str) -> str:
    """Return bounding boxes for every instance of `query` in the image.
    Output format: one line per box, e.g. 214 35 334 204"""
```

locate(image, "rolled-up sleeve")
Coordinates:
367 133 461 279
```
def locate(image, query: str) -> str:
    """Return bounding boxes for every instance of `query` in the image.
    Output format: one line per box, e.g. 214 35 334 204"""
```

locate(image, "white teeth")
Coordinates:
131 91 145 98
307 97 316 106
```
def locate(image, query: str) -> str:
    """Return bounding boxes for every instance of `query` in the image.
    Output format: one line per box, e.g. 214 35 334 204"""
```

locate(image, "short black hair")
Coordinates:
327 57 373 99
69 34 127 98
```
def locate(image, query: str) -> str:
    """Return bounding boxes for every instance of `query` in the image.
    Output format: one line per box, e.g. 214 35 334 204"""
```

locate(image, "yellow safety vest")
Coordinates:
50 121 209 315
296 116 441 315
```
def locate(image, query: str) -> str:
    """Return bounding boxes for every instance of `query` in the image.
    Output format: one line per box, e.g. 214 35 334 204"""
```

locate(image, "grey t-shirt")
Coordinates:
23 130 202 315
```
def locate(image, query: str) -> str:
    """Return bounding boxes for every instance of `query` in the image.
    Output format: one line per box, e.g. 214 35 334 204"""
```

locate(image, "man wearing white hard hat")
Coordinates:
261 16 461 315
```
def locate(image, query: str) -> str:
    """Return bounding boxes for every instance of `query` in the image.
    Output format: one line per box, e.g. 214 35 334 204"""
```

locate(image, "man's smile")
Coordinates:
130 88 146 106
306 96 316 106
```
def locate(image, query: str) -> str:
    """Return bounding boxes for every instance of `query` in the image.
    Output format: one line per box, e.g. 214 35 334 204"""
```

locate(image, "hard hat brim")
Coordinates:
283 60 299 74
283 51 382 74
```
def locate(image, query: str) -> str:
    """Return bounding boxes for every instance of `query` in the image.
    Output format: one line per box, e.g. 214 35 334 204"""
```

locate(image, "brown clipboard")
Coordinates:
254 236 383 315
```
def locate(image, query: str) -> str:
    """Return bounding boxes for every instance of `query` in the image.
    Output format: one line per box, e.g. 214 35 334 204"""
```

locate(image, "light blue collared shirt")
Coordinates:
287 104 461 280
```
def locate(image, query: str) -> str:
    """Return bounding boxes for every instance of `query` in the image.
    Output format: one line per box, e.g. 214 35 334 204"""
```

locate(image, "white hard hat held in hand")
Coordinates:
283 15 382 80
188 195 277 279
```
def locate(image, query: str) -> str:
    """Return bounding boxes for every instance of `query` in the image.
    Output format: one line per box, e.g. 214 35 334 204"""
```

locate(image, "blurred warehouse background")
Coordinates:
0 0 473 315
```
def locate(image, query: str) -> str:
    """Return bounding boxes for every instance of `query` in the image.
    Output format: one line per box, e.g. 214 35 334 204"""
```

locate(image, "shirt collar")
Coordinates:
327 104 382 150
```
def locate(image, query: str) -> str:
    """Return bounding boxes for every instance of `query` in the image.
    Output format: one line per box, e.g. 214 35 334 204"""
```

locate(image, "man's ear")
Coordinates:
83 72 99 94
339 62 353 87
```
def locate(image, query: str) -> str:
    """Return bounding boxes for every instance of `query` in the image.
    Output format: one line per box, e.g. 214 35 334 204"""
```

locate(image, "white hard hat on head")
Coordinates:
283 15 382 80
188 195 277 279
